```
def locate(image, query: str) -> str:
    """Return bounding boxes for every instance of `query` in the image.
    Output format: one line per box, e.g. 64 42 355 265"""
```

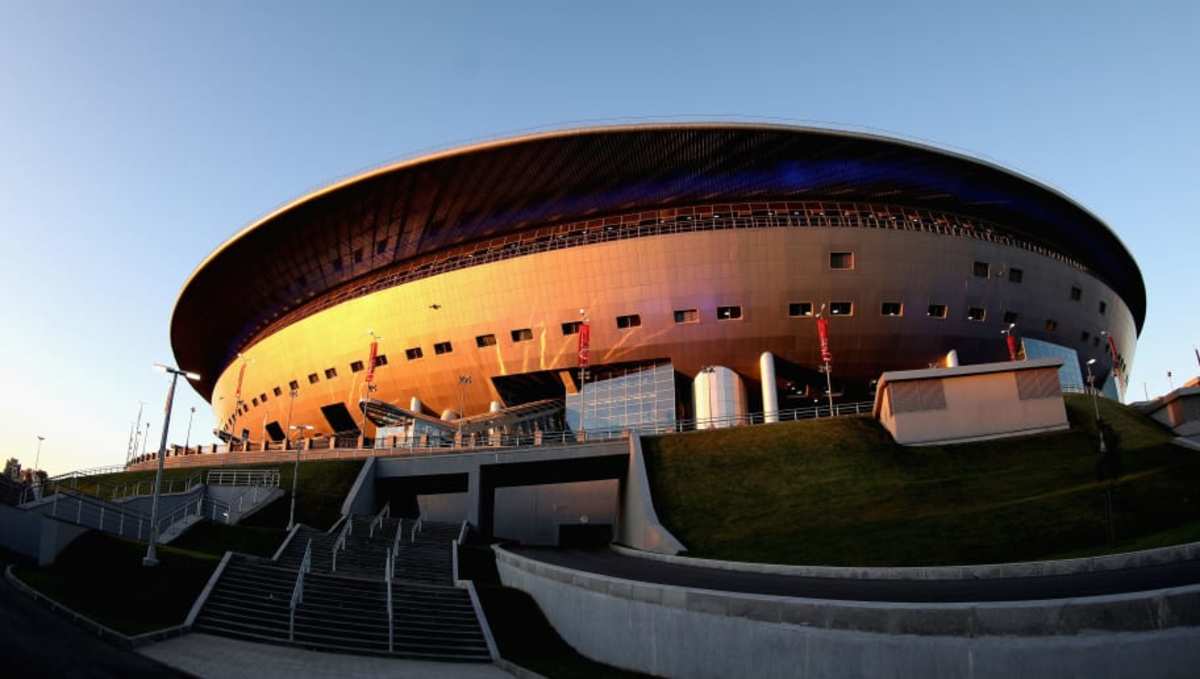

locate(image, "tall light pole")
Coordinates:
287 421 312 530
184 406 196 452
458 375 472 441
1085 358 1106 454
141 422 150 459
128 401 146 463
143 363 201 567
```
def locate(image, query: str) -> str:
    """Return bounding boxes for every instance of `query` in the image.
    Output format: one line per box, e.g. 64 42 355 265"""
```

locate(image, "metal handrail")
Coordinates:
289 539 312 641
409 517 424 543
384 547 394 653
452 520 469 585
206 469 281 487
331 515 352 573
391 518 403 561
368 501 390 539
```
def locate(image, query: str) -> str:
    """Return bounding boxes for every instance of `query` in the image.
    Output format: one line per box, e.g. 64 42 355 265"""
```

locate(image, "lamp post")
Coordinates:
144 363 201 567
1085 359 1106 454
127 401 145 464
33 435 44 475
184 406 196 452
287 421 313 530
1001 323 1018 362
141 422 150 459
457 375 472 441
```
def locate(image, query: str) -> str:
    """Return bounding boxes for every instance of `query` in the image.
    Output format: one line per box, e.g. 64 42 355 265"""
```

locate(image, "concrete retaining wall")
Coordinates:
616 436 684 554
496 546 1200 679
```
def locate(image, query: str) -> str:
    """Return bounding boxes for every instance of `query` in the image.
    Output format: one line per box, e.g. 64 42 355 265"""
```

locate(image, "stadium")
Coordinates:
169 122 1144 446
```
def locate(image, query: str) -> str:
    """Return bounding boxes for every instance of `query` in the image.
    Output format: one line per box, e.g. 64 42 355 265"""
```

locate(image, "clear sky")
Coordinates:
1 1 1196 475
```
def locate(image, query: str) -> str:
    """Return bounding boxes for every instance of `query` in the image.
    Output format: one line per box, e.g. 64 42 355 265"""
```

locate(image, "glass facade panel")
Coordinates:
565 361 676 433
1021 337 1085 391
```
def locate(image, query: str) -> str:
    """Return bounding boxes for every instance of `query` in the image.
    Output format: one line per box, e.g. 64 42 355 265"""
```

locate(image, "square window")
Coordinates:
1009 268 1023 283
353 248 364 263
716 305 742 320
1070 286 1082 301
829 302 853 316
273 386 282 397
288 380 299 391
307 373 319 384
259 392 267 403
1081 331 1091 343
788 302 813 318
324 367 337 379
476 334 497 347
830 252 854 270
511 328 533 342
973 261 990 278
561 321 582 335
405 347 423 360
373 354 388 367
375 239 388 255
350 360 364 372
434 341 453 355
1098 301 1107 315
927 304 948 319
674 309 699 324
1045 319 1058 332
251 397 258 407
1003 310 1020 324
616 314 641 329
967 307 986 322
881 302 903 317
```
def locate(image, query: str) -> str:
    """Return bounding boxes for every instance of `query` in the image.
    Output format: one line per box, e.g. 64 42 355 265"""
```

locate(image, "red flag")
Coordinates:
365 340 379 384
817 316 832 364
1005 334 1019 362
234 362 247 401
577 322 591 367
1105 335 1123 389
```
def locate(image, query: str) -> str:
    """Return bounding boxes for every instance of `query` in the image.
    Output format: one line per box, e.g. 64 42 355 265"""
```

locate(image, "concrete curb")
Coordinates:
495 657 550 679
186 551 232 627
611 540 1200 581
5 563 190 649
1173 437 1200 452
272 523 302 561
495 546 1200 636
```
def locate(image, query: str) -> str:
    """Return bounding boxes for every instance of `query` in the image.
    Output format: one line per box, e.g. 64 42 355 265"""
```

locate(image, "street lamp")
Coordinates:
1085 358 1106 454
143 363 201 567
458 375 472 441
184 406 196 452
287 421 313 530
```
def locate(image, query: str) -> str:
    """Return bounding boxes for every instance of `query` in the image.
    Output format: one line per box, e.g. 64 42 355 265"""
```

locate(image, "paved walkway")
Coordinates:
140 633 512 679
511 547 1200 603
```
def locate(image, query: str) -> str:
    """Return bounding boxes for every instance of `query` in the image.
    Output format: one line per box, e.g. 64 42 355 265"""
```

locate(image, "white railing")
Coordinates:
48 465 126 483
452 520 469 585
368 501 390 539
206 469 280 488
331 516 352 573
409 517 424 543
391 518 403 562
384 547 394 653
289 538 312 641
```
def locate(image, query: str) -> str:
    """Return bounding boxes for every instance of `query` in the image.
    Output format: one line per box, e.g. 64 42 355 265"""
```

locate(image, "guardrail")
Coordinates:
206 469 280 487
368 501 390 539
331 516 352 573
452 520 469 585
384 547 394 653
409 517 424 544
289 539 312 642
391 518 403 564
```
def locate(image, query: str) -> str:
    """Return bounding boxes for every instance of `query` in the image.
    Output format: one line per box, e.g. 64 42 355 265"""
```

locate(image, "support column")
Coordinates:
760 352 779 423
410 396 423 413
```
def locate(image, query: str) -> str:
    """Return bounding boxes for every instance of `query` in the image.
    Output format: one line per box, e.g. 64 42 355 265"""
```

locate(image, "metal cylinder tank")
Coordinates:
760 352 779 423
693 366 748 429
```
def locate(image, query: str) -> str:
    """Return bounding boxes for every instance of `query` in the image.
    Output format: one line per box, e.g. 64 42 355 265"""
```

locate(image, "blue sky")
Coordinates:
1 1 1197 474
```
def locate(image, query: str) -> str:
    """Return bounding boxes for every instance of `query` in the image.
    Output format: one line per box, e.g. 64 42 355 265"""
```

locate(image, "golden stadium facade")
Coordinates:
170 123 1144 443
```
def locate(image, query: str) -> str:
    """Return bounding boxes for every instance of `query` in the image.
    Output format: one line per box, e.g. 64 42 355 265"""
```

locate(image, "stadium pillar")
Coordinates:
410 396 423 413
760 352 779 423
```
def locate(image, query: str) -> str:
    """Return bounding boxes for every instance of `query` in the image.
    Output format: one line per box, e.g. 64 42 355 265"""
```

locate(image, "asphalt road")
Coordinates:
0 559 191 679
510 547 1200 603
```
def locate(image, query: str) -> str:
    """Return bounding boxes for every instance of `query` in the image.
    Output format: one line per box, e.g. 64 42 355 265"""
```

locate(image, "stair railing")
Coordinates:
385 547 394 653
409 516 424 543
289 538 312 641
331 516 352 573
391 518 403 561
368 501 391 539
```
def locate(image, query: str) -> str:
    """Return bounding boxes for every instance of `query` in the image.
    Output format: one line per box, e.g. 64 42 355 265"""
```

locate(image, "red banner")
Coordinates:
365 340 379 384
1005 334 1019 362
817 316 832 364
578 322 591 367
1105 335 1122 388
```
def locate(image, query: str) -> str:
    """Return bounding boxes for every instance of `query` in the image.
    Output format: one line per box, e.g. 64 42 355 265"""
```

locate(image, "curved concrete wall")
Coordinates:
496 547 1200 679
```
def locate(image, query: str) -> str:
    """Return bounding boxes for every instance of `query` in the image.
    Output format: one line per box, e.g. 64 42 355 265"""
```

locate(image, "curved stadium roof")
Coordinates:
172 123 1146 400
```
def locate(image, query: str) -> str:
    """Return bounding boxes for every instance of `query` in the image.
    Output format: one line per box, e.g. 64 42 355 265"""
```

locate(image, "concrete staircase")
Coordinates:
193 515 490 662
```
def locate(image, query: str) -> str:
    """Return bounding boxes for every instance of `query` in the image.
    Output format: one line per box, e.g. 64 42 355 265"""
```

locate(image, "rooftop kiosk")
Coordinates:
873 358 1069 446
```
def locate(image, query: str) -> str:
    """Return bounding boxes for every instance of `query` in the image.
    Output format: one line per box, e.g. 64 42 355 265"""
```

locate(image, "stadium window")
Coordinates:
1003 311 1020 324
717 305 742 320
259 392 267 403
1081 331 1091 343
374 354 388 367
1045 319 1059 332
289 380 300 391
376 239 388 255
273 386 282 397
350 360 364 373
476 333 497 347
967 306 986 322
788 302 814 318
674 308 700 324
511 328 533 342
927 304 948 319
353 248 364 264
332 257 343 273
973 261 990 278
1009 268 1023 283
405 347 423 360
829 302 853 316
434 341 453 355
616 314 641 329
1099 301 1107 315
251 397 258 407
324 367 337 379
829 252 854 270
1093 336 1101 347
1070 286 1082 301
881 302 903 317
307 373 319 384
561 321 582 335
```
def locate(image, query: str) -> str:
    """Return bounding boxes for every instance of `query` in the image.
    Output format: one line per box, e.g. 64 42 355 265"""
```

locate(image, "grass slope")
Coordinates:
643 395 1200 566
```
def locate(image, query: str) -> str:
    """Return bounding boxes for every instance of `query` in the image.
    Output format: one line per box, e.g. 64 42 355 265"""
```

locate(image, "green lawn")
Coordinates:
171 520 287 558
643 395 1200 566
14 532 217 635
